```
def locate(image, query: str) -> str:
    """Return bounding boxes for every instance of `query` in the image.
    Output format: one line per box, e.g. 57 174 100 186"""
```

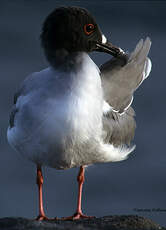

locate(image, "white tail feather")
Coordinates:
98 143 136 163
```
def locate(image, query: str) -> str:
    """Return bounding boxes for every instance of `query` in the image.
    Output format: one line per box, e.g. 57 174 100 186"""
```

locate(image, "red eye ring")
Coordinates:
84 23 95 35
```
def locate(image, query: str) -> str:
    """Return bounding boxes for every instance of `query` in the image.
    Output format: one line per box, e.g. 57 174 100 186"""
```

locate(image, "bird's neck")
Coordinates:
45 49 89 72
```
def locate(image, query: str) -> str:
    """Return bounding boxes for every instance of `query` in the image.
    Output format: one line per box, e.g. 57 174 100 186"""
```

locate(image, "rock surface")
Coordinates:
0 215 164 230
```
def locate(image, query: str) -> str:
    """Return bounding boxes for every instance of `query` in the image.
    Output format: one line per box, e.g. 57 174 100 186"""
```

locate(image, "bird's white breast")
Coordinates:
66 55 103 140
7 53 104 168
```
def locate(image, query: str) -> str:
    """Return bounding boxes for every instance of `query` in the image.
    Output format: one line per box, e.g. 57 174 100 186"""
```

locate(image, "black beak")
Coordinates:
95 41 128 64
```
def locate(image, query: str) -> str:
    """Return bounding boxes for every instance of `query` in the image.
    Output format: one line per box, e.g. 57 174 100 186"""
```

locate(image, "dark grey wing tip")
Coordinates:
9 107 19 128
9 90 22 128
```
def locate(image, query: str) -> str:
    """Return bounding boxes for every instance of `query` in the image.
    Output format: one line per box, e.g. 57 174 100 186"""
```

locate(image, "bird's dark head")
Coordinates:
41 6 126 67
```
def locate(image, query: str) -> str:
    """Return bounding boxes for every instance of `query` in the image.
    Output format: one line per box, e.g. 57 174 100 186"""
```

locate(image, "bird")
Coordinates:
7 6 152 220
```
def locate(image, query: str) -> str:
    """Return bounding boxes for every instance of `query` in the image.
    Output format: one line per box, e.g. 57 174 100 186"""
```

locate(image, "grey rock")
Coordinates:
0 215 164 230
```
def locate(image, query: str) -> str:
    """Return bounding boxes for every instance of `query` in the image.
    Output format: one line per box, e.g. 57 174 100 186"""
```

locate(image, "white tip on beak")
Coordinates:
102 34 107 44
119 47 125 55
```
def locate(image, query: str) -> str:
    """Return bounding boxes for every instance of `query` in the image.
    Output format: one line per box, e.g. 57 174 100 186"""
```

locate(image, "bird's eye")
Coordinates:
84 24 95 35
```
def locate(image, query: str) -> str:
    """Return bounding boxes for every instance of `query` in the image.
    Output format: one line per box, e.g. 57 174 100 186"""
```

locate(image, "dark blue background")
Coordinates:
0 0 166 226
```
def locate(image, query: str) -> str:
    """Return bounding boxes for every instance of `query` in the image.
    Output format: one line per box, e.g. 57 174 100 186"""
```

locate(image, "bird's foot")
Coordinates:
36 215 57 221
61 212 95 220
36 215 49 221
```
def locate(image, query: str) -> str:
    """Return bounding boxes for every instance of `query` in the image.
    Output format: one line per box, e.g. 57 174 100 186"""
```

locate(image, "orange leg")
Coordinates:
62 166 94 220
36 166 48 221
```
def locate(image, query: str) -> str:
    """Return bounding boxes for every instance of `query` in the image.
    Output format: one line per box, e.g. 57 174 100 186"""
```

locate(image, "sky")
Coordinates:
0 0 166 226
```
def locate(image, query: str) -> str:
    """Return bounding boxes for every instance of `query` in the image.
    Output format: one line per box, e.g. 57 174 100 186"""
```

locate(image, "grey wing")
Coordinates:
101 37 152 146
8 68 66 131
102 107 136 146
8 72 36 129
101 37 152 114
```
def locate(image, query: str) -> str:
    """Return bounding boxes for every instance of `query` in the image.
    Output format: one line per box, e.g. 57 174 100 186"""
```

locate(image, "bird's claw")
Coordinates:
36 215 58 221
61 212 95 220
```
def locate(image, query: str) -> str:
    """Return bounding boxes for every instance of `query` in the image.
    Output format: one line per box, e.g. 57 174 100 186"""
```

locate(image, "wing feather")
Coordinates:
100 37 152 114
